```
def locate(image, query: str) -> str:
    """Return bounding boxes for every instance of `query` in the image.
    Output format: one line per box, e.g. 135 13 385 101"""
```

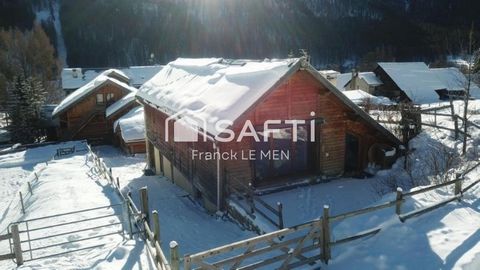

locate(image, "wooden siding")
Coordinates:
58 82 131 142
143 70 398 209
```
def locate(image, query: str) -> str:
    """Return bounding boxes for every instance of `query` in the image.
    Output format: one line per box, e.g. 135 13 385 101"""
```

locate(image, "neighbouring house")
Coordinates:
137 57 401 212
113 106 146 154
52 69 138 142
61 66 163 95
318 70 340 81
373 62 449 104
342 71 383 94
430 67 480 100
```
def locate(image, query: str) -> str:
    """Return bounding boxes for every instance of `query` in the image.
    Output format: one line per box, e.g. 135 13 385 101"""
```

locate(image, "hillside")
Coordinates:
2 0 480 69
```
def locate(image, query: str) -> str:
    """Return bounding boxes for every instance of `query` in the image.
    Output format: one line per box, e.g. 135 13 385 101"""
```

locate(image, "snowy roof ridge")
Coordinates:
106 91 137 118
114 106 145 143
53 69 137 117
136 57 301 136
377 62 447 104
61 65 164 90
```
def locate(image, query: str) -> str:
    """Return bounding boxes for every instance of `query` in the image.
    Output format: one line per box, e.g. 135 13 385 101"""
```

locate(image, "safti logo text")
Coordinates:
165 110 317 143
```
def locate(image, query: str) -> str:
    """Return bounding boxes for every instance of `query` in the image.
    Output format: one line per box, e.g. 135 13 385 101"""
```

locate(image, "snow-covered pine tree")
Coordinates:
6 74 46 143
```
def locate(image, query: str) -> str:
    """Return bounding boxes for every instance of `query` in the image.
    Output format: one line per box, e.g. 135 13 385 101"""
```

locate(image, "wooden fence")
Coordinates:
87 145 174 270
226 175 284 230
185 163 480 269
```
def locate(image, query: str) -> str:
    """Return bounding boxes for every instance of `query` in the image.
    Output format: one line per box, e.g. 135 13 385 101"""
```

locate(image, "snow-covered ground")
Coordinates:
95 146 254 256
0 142 153 269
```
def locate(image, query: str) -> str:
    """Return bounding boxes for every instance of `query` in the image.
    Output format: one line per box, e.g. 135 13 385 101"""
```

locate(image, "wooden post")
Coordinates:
434 109 437 126
11 224 23 266
139 187 150 224
116 177 120 189
455 173 463 200
170 241 180 270
321 205 331 264
34 172 38 181
27 182 33 195
123 199 133 239
19 192 25 214
395 187 403 215
248 183 255 214
454 115 459 140
277 202 284 229
152 210 161 244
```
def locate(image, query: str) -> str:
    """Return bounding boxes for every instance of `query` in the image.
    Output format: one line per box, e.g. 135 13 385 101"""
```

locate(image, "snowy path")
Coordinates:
96 146 254 257
0 144 153 269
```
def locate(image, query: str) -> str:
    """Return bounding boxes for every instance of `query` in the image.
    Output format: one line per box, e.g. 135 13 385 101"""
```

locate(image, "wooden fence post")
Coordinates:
455 173 463 200
170 241 180 270
395 187 403 215
34 172 38 181
152 210 161 244
454 115 459 140
11 224 23 266
19 192 25 214
139 187 150 224
123 199 133 239
248 183 255 214
277 202 284 229
27 182 33 195
116 177 120 189
322 205 331 264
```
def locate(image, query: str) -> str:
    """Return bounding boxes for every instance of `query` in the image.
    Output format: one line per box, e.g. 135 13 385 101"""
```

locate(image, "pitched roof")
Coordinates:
377 62 447 104
61 66 163 90
137 58 402 145
114 106 145 143
137 58 300 136
336 73 352 90
430 67 480 92
53 69 137 117
359 72 383 86
106 91 137 119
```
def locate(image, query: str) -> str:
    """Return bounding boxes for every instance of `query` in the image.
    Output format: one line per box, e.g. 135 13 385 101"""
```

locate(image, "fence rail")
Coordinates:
227 175 284 230
87 144 173 270
188 161 480 269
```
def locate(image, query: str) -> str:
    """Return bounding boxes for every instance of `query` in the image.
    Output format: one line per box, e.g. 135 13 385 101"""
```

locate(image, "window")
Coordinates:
96 93 104 104
106 93 114 102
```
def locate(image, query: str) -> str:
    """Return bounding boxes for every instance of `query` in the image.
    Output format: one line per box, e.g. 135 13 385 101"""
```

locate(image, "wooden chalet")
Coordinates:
137 58 402 211
52 69 137 142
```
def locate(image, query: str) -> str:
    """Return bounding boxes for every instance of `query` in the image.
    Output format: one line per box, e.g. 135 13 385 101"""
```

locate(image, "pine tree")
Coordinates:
6 74 46 143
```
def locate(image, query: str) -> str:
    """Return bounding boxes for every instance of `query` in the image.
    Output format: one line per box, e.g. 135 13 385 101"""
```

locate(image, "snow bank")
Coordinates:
137 58 299 136
53 69 137 117
114 107 145 142
106 91 137 118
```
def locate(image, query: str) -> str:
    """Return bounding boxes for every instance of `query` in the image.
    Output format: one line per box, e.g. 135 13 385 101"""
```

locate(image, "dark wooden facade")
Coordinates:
57 82 132 142
114 128 146 155
141 68 401 212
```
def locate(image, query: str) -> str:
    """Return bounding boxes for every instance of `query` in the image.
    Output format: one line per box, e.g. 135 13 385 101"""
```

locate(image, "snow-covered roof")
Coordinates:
377 62 447 104
430 67 480 92
53 69 137 117
106 91 137 118
318 70 340 80
359 72 383 86
114 106 145 143
137 58 300 136
342 90 395 106
336 73 351 90
61 66 163 90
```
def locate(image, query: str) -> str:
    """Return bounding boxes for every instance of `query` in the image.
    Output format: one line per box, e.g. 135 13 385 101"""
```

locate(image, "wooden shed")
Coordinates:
113 106 146 155
137 58 401 211
52 69 137 142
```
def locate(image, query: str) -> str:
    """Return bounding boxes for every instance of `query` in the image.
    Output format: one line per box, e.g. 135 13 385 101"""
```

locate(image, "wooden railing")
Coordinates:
87 144 174 270
227 175 284 230
188 161 480 269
